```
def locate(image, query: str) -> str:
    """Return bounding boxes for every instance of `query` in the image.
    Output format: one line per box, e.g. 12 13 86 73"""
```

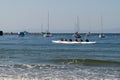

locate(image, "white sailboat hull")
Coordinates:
99 34 105 38
43 33 52 37
52 40 96 44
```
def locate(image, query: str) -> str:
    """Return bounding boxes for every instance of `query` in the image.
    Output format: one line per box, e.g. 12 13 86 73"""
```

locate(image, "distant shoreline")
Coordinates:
2 32 120 35
3 32 42 35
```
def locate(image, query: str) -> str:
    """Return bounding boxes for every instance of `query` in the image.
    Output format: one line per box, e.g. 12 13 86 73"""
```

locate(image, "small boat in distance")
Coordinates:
43 31 52 37
52 16 96 44
99 33 105 38
18 32 25 37
52 40 96 44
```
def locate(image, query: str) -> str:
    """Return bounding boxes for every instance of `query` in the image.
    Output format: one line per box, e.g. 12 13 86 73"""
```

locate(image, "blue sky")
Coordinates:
0 0 120 33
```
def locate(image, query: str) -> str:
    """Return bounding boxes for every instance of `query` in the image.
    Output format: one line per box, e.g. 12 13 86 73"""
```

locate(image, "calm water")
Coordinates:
0 33 120 80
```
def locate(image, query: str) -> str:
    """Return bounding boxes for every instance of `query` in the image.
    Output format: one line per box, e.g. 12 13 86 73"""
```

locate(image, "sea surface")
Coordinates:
0 33 120 80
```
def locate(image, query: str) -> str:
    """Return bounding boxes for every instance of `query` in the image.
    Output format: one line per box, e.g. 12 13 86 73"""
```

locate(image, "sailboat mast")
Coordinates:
48 12 49 32
41 24 43 32
76 16 80 32
99 16 105 38
101 16 103 33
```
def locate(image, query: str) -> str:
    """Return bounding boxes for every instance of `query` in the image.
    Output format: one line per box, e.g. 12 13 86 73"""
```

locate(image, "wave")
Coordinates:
0 64 65 69
51 59 120 66
10 64 65 69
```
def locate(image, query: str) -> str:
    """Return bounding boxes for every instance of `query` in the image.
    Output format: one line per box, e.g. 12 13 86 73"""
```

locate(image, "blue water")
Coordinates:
0 33 120 80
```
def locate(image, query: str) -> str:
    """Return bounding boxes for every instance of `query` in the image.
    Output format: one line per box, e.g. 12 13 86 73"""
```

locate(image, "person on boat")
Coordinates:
86 32 90 37
75 39 78 42
85 32 90 42
74 32 81 38
69 39 72 41
64 39 67 41
80 39 83 42
60 38 63 41
85 39 89 42
74 32 83 42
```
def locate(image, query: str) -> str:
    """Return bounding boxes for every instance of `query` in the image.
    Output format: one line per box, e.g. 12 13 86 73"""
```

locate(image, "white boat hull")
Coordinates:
52 40 96 44
43 34 52 37
99 34 105 38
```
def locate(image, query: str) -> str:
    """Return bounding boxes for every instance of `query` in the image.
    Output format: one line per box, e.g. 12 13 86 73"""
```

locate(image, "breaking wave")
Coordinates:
51 59 120 66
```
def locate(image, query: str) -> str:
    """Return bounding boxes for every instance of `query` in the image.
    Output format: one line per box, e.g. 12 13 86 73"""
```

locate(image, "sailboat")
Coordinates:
99 16 105 38
18 31 25 37
43 12 52 37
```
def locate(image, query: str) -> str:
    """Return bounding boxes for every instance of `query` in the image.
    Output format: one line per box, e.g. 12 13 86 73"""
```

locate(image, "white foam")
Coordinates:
0 77 119 80
0 64 119 80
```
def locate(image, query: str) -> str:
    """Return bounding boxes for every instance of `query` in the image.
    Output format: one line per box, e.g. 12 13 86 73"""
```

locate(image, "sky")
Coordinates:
0 0 120 33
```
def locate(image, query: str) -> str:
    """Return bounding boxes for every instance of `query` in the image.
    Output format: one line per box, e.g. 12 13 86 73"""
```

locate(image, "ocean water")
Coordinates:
0 33 120 80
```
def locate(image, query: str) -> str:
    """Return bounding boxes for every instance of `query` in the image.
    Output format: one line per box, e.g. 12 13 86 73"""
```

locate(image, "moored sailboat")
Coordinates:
43 12 53 37
18 32 25 37
99 16 105 38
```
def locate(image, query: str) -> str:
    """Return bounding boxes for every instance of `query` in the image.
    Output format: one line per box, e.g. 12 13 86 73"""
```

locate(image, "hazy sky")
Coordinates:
0 0 120 33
